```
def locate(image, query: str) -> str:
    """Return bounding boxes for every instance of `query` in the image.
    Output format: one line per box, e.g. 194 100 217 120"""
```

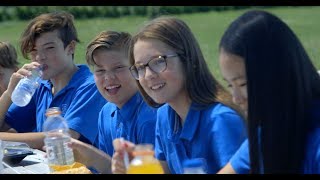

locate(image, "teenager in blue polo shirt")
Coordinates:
217 10 320 174
112 16 247 174
67 30 158 174
0 11 106 149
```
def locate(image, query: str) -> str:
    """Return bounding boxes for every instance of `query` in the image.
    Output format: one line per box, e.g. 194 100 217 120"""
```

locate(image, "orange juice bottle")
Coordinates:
126 144 164 174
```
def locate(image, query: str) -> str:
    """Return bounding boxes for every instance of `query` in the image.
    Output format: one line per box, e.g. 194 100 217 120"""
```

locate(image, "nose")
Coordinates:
104 71 116 80
35 51 46 62
231 88 245 106
144 66 157 80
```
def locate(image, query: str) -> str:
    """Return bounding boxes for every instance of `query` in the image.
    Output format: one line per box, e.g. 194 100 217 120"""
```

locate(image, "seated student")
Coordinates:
0 41 19 97
68 30 158 174
0 11 106 150
112 16 247 174
0 42 19 133
217 10 320 174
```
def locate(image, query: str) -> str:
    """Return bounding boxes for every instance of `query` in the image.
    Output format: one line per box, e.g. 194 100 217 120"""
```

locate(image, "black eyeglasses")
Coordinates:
129 54 178 80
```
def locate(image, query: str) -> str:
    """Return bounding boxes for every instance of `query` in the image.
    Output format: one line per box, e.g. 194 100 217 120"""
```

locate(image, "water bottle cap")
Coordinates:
43 107 69 132
132 150 154 156
132 144 154 156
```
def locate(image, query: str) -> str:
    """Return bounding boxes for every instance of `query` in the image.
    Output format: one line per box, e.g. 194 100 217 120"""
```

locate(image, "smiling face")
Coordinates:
93 48 137 108
133 38 186 105
219 49 248 117
30 30 75 80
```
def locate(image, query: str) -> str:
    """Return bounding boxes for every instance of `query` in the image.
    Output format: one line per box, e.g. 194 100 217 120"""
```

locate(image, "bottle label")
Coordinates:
45 136 74 167
46 145 56 160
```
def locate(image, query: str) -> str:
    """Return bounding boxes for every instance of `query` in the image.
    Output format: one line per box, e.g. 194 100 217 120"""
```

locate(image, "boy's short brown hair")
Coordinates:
20 11 80 59
86 31 131 66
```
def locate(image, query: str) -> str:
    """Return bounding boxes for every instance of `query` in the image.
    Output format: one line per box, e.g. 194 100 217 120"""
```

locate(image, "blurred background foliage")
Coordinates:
0 6 319 83
0 6 260 21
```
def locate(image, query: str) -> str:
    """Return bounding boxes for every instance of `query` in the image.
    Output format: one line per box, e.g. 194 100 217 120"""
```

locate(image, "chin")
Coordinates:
152 98 166 104
41 77 49 80
40 75 49 80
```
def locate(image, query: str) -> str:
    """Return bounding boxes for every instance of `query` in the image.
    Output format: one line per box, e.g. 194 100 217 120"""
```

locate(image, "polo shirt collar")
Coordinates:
110 92 141 121
66 65 91 88
168 102 202 142
180 102 201 141
39 64 91 91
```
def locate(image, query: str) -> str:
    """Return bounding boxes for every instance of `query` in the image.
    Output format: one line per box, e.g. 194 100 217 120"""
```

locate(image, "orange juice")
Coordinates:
126 144 164 174
49 162 85 172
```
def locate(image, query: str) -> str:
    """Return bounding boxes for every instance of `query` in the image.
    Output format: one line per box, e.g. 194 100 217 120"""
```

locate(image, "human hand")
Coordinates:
6 62 42 95
111 138 135 174
67 138 94 166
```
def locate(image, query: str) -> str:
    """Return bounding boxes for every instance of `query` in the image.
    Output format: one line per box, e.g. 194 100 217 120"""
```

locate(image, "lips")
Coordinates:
150 83 165 90
40 64 48 71
105 84 121 95
106 85 120 90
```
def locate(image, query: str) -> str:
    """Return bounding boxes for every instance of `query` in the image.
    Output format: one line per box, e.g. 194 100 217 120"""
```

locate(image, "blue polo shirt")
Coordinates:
155 102 246 174
230 139 250 174
230 100 320 174
96 92 157 156
5 64 107 144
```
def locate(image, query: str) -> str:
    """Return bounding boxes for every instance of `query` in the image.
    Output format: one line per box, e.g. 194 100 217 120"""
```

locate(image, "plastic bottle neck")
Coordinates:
46 107 62 117
28 68 42 81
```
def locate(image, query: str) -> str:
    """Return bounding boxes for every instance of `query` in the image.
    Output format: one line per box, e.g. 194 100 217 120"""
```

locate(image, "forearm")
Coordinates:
160 160 171 174
0 132 46 150
217 162 236 174
86 146 112 174
0 90 13 131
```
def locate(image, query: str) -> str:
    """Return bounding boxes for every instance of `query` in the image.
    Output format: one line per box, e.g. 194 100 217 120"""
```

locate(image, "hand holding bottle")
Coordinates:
9 62 43 106
43 107 74 172
7 62 42 94
112 138 135 174
126 144 164 174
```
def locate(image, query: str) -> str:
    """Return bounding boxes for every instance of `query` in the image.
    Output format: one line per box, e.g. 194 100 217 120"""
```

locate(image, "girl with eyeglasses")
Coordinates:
112 16 247 174
217 10 320 174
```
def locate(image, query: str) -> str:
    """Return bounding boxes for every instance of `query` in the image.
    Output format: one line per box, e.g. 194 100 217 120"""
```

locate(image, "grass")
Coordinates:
1 6 319 83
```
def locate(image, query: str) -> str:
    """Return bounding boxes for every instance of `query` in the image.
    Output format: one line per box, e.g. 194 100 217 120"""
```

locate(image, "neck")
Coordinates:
51 64 79 95
168 91 191 126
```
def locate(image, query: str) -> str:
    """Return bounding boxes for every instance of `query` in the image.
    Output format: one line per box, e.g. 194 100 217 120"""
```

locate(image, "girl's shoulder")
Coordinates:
205 102 239 115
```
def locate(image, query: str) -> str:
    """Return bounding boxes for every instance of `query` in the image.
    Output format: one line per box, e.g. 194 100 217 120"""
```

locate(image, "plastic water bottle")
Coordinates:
183 158 207 174
11 67 42 107
43 107 75 172
0 140 4 173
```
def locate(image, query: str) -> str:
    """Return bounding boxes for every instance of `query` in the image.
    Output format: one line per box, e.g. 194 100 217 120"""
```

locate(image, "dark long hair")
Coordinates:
220 10 320 173
130 16 236 112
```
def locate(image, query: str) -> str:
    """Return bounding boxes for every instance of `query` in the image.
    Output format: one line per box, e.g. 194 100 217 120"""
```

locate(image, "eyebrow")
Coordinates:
223 75 246 82
135 54 163 64
33 42 55 50
41 42 55 46
42 42 55 46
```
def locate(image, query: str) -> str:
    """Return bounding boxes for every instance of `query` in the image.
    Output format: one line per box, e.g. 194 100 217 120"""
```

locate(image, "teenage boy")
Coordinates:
0 11 106 149
68 30 158 174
